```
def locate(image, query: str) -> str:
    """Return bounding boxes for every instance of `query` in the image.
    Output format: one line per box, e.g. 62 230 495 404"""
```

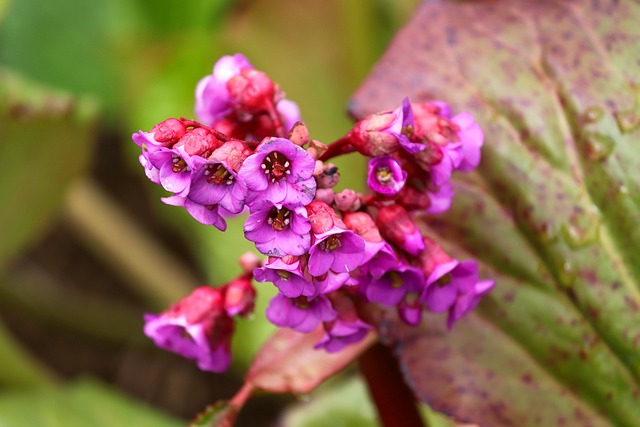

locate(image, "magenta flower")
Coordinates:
244 201 311 257
162 195 228 231
311 270 356 295
428 142 464 187
425 181 455 214
359 241 397 278
361 265 425 306
253 257 316 298
307 228 366 277
195 54 252 126
451 112 484 172
146 145 194 197
239 138 317 206
421 260 495 328
266 293 337 333
143 286 233 373
188 158 247 214
367 156 407 196
315 317 372 353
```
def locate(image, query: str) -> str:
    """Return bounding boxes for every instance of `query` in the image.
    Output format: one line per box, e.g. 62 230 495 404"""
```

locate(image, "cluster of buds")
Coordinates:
134 54 494 372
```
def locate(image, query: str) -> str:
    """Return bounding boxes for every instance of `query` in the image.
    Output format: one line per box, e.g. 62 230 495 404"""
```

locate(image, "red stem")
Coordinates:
266 101 287 138
359 343 425 427
318 133 357 162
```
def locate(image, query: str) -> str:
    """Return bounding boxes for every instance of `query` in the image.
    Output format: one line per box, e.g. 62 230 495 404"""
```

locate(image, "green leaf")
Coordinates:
351 0 640 425
0 69 96 270
0 379 182 426
189 401 238 427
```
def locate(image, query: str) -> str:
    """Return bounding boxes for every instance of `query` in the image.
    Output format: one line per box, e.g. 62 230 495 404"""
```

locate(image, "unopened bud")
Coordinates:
306 201 345 235
415 236 454 278
227 69 275 112
288 121 310 146
351 111 401 157
151 118 187 145
239 252 260 273
315 188 335 205
376 205 424 256
210 140 252 172
334 189 361 212
224 276 256 317
398 185 432 211
316 163 340 188
179 128 218 156
343 212 382 242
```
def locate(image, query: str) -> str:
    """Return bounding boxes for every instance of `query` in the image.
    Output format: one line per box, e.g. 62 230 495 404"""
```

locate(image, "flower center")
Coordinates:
204 163 234 186
261 151 291 182
376 166 393 183
171 155 190 173
436 273 452 287
267 207 291 231
276 270 291 280
293 296 310 310
321 235 342 252
389 272 404 288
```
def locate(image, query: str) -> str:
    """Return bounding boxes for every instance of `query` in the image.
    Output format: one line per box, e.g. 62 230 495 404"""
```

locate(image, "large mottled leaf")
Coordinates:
0 379 182 426
351 0 640 425
0 70 96 270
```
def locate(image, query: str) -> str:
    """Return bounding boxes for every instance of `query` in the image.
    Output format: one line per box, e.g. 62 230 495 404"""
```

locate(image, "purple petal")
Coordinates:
184 200 227 230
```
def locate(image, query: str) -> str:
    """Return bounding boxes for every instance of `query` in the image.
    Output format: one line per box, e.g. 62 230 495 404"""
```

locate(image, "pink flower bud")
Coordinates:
224 276 256 317
306 201 345 235
288 121 310 146
227 69 275 112
376 205 424 256
415 236 454 278
398 185 432 211
210 140 252 172
351 111 402 157
343 212 382 242
334 189 361 212
316 163 340 188
151 118 187 145
239 252 260 273
179 127 219 157
315 188 335 205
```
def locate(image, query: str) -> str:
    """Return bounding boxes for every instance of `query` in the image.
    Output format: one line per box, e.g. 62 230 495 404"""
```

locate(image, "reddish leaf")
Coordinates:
352 0 640 426
246 327 376 395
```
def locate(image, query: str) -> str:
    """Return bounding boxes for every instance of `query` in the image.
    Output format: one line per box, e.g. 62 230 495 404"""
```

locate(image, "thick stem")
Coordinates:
265 101 287 138
359 342 425 427
318 134 357 162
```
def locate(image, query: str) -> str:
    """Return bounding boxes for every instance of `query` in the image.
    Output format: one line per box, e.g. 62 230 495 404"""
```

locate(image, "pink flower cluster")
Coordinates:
133 54 494 372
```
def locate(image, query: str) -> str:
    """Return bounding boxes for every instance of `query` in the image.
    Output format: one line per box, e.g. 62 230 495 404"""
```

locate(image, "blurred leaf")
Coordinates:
0 379 182 426
189 400 238 427
0 0 119 110
0 320 53 388
351 0 640 425
246 327 375 395
0 69 96 270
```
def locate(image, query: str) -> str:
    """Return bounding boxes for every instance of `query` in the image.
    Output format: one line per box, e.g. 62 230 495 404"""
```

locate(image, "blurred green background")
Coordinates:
0 0 433 425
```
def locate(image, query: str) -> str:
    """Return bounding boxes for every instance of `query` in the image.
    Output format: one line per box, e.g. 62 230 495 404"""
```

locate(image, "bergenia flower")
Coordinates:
188 158 247 214
311 270 356 295
451 112 484 172
266 293 337 333
425 181 455 214
361 265 425 306
143 286 233 373
367 156 407 196
253 257 316 298
162 195 228 231
315 317 372 353
244 201 311 257
195 54 252 125
239 137 316 206
307 228 366 277
421 260 495 328
146 145 194 197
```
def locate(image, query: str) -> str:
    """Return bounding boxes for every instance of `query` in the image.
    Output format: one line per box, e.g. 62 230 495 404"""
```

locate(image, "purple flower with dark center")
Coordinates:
253 257 315 298
361 265 425 306
315 317 372 353
425 181 455 214
421 259 495 328
244 201 311 257
266 293 337 333
143 286 233 373
188 157 247 214
195 54 252 126
451 112 484 172
308 228 366 277
146 145 194 197
398 292 423 326
367 156 407 196
239 138 316 206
